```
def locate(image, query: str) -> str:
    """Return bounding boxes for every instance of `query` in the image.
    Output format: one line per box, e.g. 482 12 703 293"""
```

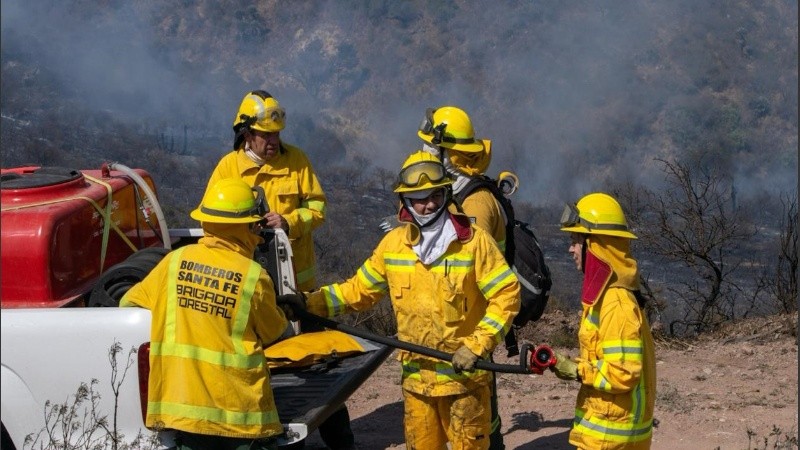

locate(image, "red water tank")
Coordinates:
1 166 164 308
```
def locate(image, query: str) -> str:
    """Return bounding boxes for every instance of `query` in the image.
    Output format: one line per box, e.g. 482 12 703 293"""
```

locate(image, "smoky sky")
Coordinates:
1 0 796 205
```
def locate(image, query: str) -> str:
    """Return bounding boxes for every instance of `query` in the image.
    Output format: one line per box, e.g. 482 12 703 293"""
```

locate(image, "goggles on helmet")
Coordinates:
560 203 631 233
560 203 581 228
418 107 478 147
240 107 286 129
397 160 448 188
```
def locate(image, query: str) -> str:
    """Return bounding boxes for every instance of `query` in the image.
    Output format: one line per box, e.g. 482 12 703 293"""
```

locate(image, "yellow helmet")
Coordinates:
394 151 453 194
417 106 485 153
191 178 267 224
233 90 286 134
560 192 637 239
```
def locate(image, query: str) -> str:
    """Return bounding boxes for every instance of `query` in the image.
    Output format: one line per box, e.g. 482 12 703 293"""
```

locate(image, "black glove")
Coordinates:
276 293 306 321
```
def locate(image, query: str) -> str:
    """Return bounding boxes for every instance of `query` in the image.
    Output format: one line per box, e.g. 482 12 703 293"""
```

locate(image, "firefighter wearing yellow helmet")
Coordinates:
552 192 656 449
204 91 355 448
205 90 327 292
417 107 506 250
121 178 288 449
302 151 520 450
418 105 508 449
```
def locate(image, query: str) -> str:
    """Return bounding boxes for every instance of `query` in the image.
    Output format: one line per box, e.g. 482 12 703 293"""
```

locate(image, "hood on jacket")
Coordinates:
200 222 264 258
581 234 639 305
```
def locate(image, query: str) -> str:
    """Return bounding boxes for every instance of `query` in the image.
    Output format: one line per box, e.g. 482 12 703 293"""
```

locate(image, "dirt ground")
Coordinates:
302 312 798 450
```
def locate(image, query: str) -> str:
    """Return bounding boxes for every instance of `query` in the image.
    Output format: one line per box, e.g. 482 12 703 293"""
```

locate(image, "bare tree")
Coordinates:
767 193 798 314
635 159 756 334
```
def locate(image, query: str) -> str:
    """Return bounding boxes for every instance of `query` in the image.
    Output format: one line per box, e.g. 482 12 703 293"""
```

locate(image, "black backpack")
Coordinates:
454 176 553 356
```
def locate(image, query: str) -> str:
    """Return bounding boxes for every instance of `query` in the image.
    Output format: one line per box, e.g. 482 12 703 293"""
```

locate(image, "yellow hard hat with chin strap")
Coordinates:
560 192 637 239
191 178 267 224
232 90 285 149
417 106 485 153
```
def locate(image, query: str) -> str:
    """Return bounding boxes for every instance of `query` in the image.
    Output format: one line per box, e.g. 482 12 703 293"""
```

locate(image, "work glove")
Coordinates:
276 293 306 321
550 352 579 381
451 345 479 373
378 215 402 233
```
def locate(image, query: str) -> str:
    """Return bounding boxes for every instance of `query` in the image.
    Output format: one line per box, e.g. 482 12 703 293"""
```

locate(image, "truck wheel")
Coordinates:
282 440 305 450
88 247 170 307
1 422 16 450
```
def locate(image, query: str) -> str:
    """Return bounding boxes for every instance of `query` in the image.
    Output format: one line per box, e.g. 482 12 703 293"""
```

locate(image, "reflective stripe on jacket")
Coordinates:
206 144 326 290
306 209 520 396
121 233 287 438
571 236 656 449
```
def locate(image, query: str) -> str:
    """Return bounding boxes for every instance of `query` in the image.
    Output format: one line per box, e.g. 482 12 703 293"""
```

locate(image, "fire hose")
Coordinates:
293 308 557 375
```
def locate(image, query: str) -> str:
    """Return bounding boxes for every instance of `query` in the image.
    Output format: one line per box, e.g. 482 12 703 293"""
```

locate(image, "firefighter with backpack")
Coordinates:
416 106 510 450
377 105 552 450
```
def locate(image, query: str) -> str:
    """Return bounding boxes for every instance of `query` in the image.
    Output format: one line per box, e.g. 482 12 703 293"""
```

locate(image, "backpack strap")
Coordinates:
453 175 517 263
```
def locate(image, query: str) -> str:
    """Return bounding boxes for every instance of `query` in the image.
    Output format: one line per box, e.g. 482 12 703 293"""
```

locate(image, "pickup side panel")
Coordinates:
0 308 169 449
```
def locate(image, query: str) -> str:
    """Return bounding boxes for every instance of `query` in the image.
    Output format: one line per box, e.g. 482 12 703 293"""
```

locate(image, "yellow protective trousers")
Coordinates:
402 384 491 450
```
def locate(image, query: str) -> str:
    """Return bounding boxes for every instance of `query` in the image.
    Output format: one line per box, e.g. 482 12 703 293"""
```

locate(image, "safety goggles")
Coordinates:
560 203 582 228
418 107 478 146
560 203 630 232
397 160 448 188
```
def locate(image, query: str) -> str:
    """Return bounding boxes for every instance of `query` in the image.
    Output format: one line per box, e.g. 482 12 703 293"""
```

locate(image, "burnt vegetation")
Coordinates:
1 0 796 336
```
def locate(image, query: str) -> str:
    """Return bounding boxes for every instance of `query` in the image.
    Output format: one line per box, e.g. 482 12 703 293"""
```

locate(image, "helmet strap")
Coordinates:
431 123 447 146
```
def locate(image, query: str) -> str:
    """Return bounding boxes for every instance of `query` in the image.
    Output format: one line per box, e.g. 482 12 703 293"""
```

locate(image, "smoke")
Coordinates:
1 0 796 206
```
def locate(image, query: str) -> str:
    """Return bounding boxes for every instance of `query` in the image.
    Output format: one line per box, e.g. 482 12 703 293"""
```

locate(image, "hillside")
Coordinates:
1 1 796 328
1 1 796 203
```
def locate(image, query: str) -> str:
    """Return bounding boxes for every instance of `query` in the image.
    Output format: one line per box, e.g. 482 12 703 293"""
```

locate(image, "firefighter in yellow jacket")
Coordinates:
551 192 656 449
417 106 506 248
417 105 508 450
299 151 521 450
205 90 326 292
121 178 289 450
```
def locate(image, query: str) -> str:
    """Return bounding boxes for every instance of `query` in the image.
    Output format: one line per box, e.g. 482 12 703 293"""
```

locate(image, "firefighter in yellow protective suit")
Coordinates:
552 192 656 449
299 151 520 450
417 106 505 247
121 178 289 450
205 90 326 292
205 91 354 449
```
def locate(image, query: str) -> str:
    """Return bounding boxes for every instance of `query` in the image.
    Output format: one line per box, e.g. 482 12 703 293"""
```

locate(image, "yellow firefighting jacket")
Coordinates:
571 235 656 449
306 206 520 396
206 144 327 290
460 187 507 251
120 223 288 438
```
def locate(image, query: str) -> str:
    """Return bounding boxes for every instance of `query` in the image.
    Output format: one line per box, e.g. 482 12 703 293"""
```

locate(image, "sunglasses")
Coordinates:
397 161 448 187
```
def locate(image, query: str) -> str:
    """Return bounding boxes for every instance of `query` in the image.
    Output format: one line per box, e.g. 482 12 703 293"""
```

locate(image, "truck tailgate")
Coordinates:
272 338 393 440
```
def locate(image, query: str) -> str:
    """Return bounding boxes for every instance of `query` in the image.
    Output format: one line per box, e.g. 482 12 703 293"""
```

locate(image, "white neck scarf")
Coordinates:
244 144 267 166
412 212 457 265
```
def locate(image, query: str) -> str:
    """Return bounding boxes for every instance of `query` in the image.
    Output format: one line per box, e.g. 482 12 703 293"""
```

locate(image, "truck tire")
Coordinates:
1 422 16 450
88 247 170 307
